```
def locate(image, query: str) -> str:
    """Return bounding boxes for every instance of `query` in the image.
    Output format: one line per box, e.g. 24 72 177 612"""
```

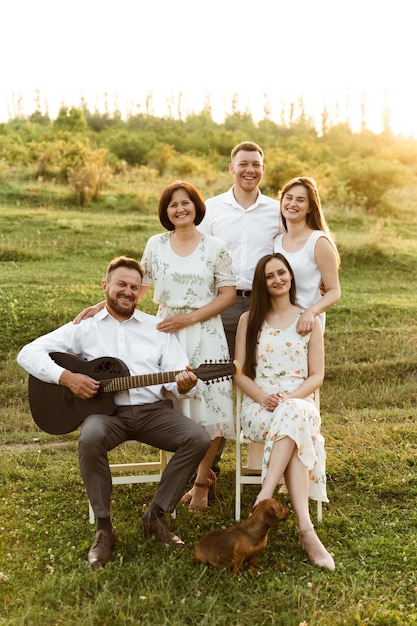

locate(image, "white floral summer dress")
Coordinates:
240 315 328 502
141 232 236 439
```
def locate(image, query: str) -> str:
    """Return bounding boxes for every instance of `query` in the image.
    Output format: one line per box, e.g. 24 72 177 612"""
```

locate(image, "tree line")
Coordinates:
1 103 417 211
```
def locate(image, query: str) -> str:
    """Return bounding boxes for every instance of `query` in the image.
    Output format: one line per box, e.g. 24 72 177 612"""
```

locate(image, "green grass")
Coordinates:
2 173 417 624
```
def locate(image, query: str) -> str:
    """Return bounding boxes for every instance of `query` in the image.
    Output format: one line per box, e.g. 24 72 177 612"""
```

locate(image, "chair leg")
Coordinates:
235 478 241 521
235 432 242 521
235 388 242 521
316 500 322 523
89 501 94 524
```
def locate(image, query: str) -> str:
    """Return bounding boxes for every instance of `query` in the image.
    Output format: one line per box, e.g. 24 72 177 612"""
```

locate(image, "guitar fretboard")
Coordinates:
100 371 182 393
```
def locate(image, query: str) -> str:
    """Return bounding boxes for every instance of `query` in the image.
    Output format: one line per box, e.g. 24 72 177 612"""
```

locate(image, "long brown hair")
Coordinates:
243 254 296 379
279 176 340 266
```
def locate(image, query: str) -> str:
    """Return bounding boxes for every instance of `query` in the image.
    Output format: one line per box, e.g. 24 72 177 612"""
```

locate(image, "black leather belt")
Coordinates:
236 289 252 297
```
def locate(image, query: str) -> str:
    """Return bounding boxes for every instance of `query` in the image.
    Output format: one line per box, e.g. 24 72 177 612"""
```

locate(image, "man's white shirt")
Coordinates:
198 187 281 290
17 308 193 406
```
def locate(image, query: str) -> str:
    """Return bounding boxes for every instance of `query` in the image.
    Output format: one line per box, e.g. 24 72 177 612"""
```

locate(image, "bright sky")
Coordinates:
1 0 415 136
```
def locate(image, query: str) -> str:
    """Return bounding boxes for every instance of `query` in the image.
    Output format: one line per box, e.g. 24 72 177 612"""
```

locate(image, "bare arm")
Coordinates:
296 237 341 335
156 286 236 333
73 285 151 323
285 318 324 399
73 301 106 323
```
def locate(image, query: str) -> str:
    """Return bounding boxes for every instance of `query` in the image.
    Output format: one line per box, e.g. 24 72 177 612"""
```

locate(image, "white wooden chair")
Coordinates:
235 386 323 523
88 444 172 523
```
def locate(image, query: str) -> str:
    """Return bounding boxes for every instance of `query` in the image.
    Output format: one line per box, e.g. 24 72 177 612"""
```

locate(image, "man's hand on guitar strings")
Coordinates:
59 370 100 399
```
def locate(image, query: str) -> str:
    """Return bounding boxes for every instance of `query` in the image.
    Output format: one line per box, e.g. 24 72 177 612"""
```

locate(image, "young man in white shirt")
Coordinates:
17 256 210 568
199 141 282 358
198 142 282 473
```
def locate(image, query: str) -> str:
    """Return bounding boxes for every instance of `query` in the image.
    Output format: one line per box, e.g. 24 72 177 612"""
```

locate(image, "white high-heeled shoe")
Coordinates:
298 527 335 571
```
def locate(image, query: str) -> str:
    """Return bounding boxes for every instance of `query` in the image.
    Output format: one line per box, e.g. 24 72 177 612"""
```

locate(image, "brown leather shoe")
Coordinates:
141 517 186 549
87 529 115 568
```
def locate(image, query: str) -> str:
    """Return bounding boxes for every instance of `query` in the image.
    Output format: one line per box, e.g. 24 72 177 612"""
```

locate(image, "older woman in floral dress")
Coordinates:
140 181 236 512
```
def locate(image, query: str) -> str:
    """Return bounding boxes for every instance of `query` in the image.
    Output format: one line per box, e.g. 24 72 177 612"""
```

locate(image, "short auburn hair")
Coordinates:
158 181 206 231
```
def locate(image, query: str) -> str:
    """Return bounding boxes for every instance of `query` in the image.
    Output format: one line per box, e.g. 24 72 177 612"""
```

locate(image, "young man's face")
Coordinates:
229 149 265 193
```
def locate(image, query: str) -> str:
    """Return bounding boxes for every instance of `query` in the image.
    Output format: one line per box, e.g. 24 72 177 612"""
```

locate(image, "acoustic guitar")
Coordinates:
28 352 239 435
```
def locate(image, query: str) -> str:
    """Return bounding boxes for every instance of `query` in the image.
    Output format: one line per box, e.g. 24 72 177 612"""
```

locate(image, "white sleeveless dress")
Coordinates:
273 230 328 329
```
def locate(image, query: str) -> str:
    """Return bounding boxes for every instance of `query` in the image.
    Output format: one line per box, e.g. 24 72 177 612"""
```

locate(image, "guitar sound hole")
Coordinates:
93 360 120 375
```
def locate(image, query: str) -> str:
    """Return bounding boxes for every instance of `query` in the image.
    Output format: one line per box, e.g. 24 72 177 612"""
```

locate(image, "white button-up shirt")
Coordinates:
17 308 192 406
198 187 281 290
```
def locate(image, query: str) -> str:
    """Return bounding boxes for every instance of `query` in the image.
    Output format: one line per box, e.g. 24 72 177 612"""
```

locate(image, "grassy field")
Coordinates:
2 169 417 625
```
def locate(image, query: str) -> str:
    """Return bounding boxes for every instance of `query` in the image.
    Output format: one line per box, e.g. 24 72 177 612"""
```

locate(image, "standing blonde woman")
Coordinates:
273 176 341 334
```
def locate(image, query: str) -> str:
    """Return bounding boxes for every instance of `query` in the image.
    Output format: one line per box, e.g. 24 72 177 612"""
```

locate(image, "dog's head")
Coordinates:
253 498 291 527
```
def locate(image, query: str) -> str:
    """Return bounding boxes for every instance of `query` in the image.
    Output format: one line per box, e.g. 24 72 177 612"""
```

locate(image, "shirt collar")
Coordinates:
228 186 265 209
100 306 143 323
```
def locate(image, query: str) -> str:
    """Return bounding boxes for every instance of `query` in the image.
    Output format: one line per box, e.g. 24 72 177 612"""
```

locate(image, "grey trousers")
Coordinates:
78 400 210 519
220 294 252 360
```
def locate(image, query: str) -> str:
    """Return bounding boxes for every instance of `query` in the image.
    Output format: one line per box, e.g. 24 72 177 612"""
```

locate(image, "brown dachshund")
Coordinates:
195 498 291 574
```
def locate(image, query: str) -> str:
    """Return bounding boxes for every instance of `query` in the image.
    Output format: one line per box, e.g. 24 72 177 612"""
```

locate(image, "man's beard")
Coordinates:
106 295 136 318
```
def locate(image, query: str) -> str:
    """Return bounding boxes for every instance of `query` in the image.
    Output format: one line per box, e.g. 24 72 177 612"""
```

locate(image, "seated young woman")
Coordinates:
234 253 335 571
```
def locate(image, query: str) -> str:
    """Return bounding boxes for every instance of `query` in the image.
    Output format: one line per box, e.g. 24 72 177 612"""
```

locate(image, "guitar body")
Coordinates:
28 351 239 435
28 353 130 435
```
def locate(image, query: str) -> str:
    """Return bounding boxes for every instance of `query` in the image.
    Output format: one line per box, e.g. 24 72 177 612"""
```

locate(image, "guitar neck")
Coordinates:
100 370 181 393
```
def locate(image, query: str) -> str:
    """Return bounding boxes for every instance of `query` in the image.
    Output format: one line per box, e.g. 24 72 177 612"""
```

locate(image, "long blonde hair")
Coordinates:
279 176 340 266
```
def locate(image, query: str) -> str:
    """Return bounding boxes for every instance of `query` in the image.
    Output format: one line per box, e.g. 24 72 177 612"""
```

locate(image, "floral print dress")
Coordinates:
141 232 236 439
240 316 328 502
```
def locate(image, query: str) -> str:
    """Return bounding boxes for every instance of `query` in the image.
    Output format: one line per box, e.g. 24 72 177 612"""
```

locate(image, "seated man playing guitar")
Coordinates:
17 256 211 568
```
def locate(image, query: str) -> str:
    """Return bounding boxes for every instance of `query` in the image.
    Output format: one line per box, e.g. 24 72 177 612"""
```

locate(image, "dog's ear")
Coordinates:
264 504 283 526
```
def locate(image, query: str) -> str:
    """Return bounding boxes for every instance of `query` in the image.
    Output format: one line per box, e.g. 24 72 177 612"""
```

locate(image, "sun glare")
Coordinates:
1 0 416 138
